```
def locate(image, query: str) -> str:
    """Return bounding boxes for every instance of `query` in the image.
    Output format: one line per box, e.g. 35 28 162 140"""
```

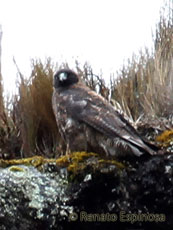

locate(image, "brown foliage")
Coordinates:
112 3 173 120
14 59 61 157
0 1 172 158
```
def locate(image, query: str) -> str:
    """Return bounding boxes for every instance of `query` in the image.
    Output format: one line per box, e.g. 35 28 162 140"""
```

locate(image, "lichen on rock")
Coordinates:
0 152 172 230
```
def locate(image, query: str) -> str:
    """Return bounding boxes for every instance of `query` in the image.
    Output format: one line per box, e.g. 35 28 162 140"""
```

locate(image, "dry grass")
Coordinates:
0 26 4 121
76 61 110 99
0 1 172 158
112 3 173 121
14 59 62 157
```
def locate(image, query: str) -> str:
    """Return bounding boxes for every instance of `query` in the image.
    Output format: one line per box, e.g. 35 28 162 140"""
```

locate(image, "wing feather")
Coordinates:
66 91 155 155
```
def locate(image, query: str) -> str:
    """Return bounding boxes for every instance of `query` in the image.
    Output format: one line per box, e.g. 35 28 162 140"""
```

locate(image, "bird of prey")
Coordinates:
52 69 157 158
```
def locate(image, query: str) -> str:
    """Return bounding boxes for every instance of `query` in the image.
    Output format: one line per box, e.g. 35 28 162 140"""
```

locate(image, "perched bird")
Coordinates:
52 69 157 158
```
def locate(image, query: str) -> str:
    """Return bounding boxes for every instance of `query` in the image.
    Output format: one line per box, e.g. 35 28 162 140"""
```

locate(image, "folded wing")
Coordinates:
67 93 156 156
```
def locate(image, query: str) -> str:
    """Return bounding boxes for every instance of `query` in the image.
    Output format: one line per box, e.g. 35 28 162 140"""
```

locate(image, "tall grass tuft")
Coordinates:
0 28 21 158
0 25 4 121
14 59 61 157
111 2 173 121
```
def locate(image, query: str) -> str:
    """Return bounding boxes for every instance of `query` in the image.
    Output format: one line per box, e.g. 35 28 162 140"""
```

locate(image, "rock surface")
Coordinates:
0 153 172 230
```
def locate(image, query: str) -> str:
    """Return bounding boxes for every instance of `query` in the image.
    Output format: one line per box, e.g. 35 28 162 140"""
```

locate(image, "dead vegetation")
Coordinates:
0 1 173 158
112 4 173 120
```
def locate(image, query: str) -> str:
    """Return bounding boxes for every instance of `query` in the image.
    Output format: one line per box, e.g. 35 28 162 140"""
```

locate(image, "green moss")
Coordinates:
0 155 55 168
0 152 125 175
56 152 125 174
56 152 98 173
156 130 173 147
9 166 25 172
98 159 125 169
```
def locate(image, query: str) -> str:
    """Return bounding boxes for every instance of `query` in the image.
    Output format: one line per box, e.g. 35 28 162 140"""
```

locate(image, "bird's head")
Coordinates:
53 69 79 88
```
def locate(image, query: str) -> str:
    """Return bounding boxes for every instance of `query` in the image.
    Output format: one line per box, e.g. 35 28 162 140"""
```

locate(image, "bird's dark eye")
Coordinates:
59 72 68 81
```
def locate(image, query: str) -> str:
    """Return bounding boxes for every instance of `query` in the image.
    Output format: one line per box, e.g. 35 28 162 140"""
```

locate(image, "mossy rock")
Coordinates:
0 152 125 176
156 130 173 152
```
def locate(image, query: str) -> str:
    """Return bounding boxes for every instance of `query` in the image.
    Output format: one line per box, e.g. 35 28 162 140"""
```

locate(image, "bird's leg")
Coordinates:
84 129 88 153
100 142 110 157
65 141 72 162
66 142 70 155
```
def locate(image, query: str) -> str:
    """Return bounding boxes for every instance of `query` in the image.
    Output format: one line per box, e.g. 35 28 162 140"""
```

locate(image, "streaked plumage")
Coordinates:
52 69 156 158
